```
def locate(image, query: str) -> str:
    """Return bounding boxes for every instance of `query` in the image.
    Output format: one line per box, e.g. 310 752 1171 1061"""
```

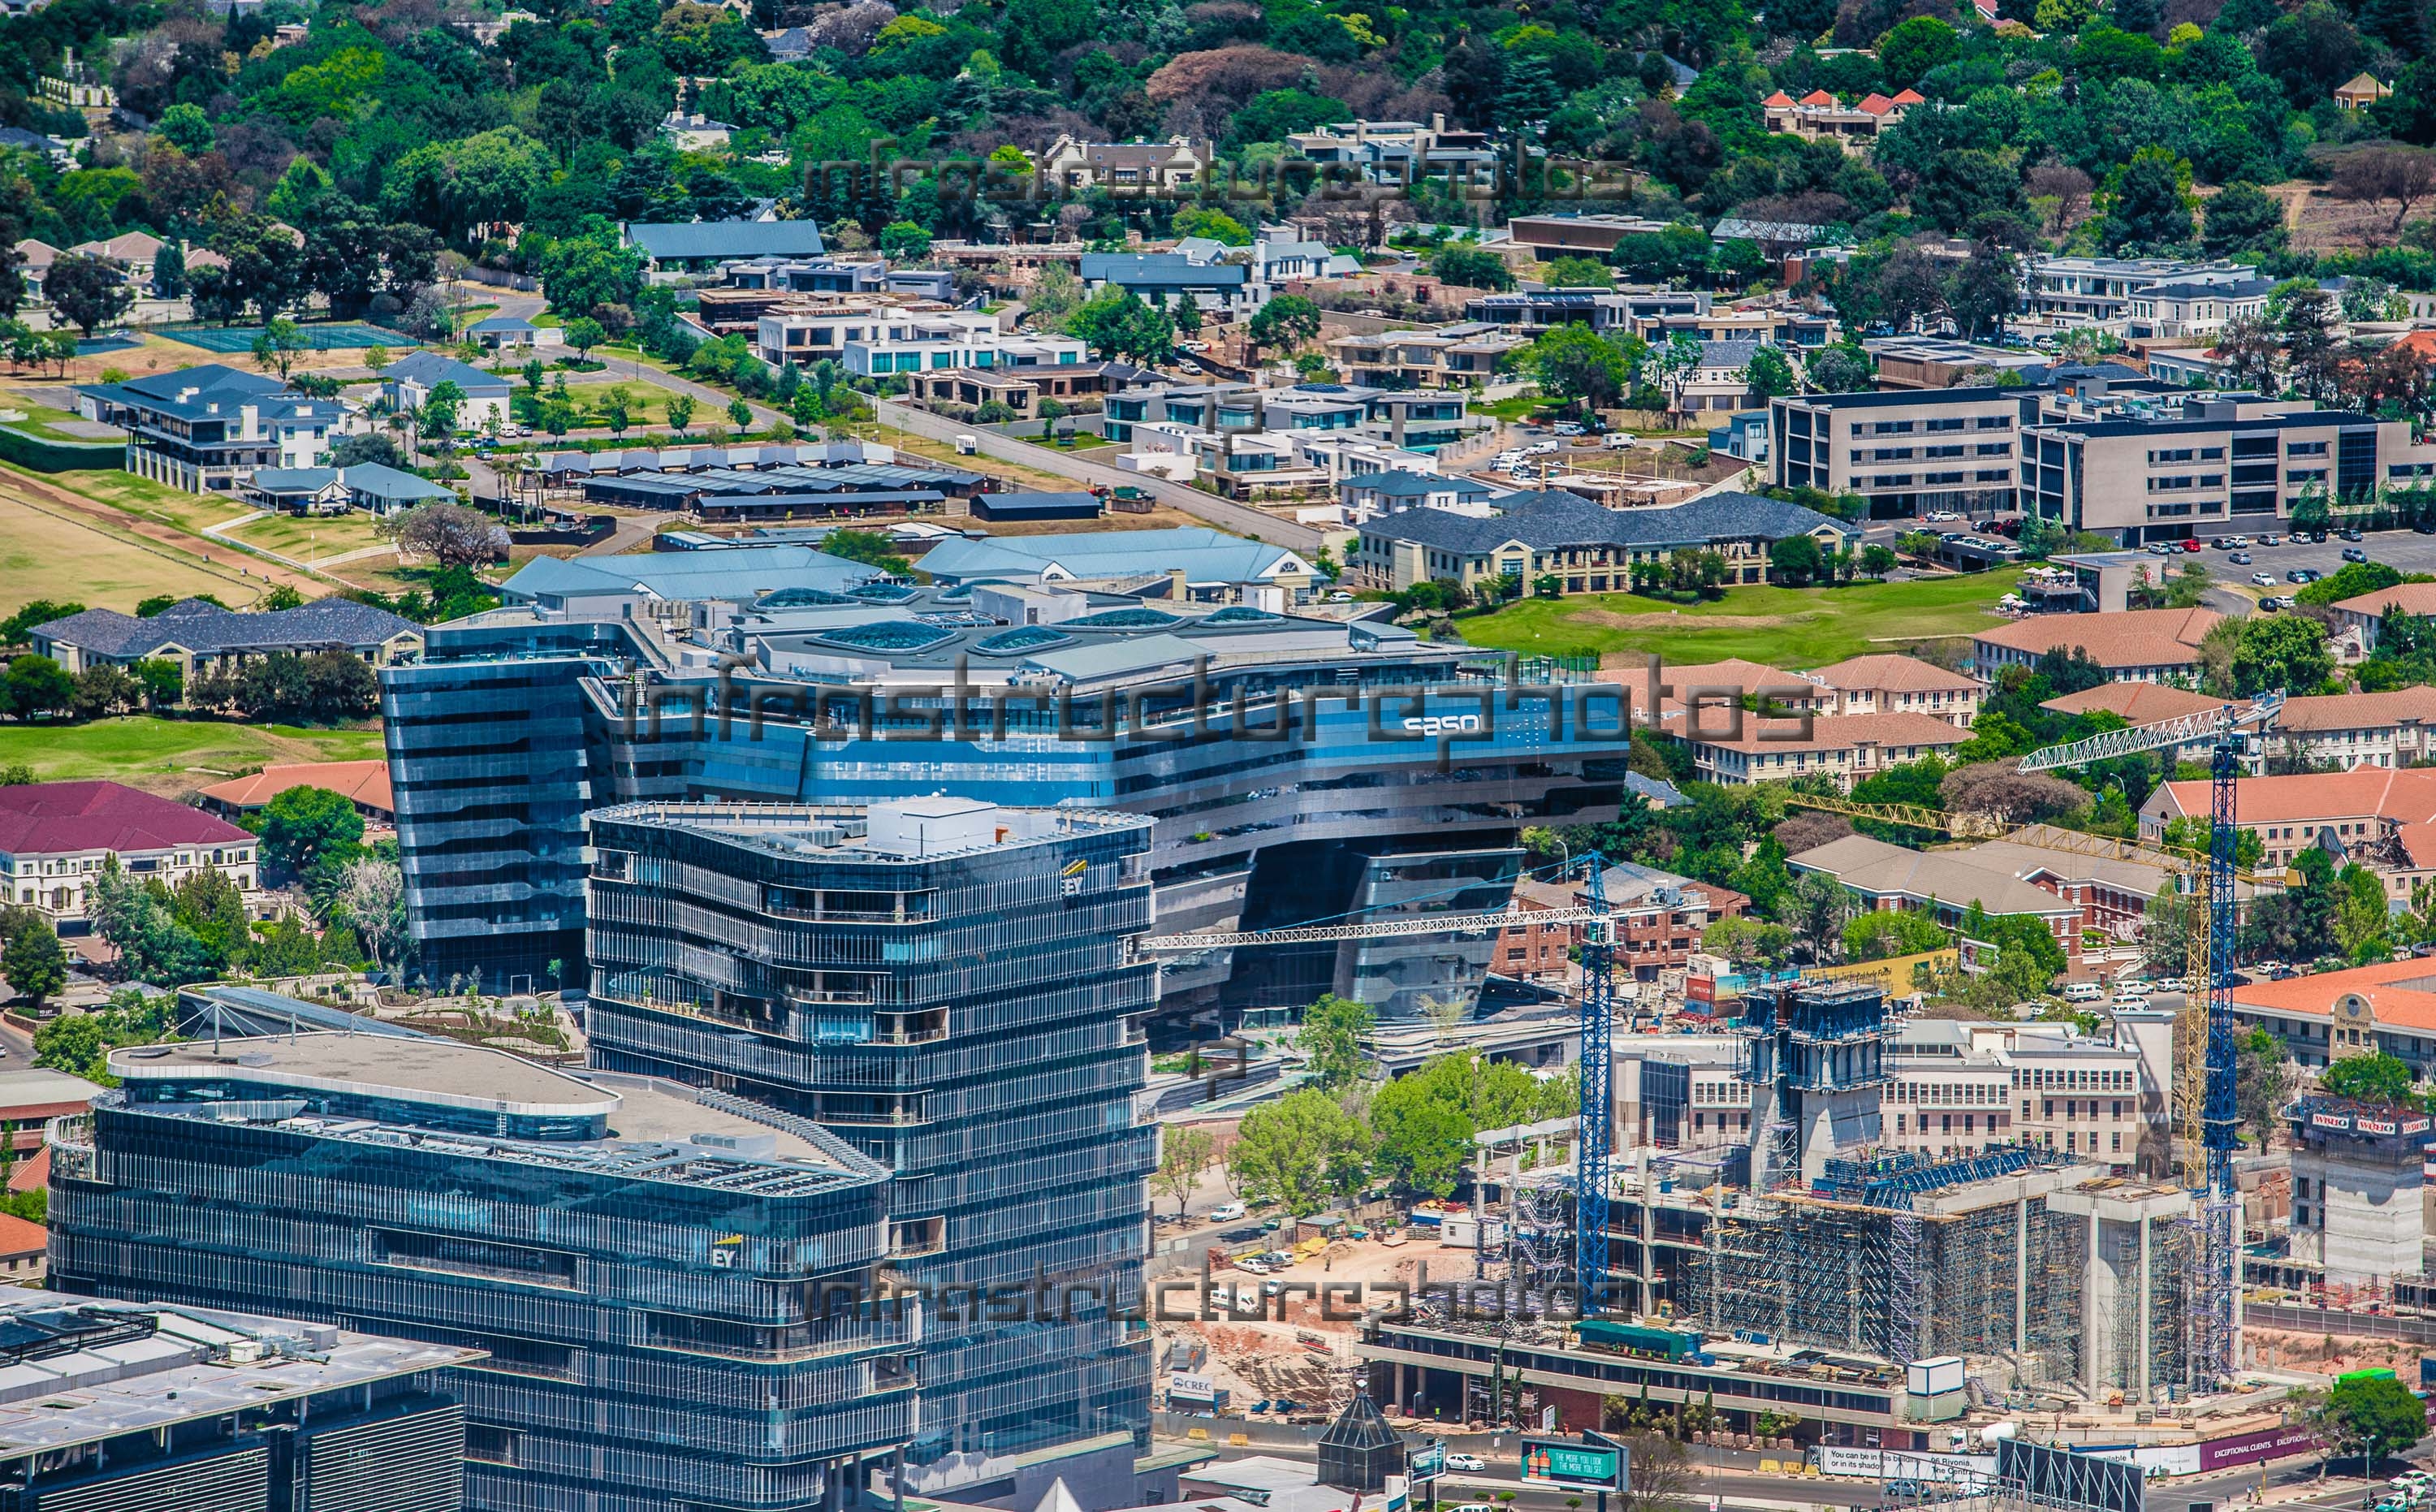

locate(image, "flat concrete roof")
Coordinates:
112 1035 613 1117
0 1299 480 1457
0 1067 101 1108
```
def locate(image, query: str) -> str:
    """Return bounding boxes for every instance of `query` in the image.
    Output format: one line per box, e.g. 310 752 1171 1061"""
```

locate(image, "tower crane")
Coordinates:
2016 689 2283 1390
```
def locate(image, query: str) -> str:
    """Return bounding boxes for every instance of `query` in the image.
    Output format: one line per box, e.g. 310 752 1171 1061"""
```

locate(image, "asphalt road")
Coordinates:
1186 1429 2425 1512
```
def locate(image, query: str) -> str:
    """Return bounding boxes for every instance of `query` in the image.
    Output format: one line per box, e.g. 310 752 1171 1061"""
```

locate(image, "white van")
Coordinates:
1209 1202 1246 1223
1605 432 1635 450
2062 982 2103 1004
954 434 978 455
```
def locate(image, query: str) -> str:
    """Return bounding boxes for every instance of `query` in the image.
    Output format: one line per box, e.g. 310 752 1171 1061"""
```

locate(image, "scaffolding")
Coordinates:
2026 1199 2085 1390
1505 1174 1577 1313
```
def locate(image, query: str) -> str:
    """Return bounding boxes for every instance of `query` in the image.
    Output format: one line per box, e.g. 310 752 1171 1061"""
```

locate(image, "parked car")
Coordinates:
1173 359 1204 376
1552 421 1584 436
1926 510 1961 521
2227 535 2252 547
2251 572 2275 585
2182 538 2203 551
2341 528 2365 540
2345 546 2372 563
2145 542 2173 555
1445 1454 1486 1472
2229 551 2252 564
2257 534 2280 546
1210 1202 1246 1222
1219 1225 1262 1242
2286 568 2314 583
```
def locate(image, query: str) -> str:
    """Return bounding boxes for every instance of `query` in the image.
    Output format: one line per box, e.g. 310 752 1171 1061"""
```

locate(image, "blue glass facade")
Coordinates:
581 801 1156 1473
386 598 1636 1023
45 1040 909 1512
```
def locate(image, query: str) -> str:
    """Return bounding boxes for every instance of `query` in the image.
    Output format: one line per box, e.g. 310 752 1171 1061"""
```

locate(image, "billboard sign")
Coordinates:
1410 1444 1445 1484
1520 1434 1627 1492
2195 1426 2322 1474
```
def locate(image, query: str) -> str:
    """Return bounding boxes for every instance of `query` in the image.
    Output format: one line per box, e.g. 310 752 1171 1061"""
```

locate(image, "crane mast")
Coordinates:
2019 689 2281 1389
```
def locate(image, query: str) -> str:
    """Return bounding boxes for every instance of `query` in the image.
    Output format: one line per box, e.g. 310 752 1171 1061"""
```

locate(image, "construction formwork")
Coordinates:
1680 1169 2100 1390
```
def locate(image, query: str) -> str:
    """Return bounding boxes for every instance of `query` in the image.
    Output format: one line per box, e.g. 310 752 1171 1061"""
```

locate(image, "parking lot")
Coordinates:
2152 529 2436 612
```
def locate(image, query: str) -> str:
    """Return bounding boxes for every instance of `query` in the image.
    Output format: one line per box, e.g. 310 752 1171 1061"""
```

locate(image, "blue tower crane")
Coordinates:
2019 689 2283 1389
1576 852 1615 1315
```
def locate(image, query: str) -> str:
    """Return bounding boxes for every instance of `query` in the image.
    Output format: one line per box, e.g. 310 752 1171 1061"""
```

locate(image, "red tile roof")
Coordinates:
2149 765 2436 826
6 1148 45 1194
1974 607 2222 669
1811 653 1977 694
1764 91 1796 106
2231 957 2436 1032
0 1213 43 1258
2274 687 2436 732
0 781 249 858
1890 88 1925 103
199 760 393 817
1799 89 1835 105
2332 582 2436 619
2041 682 2230 723
1856 93 1895 114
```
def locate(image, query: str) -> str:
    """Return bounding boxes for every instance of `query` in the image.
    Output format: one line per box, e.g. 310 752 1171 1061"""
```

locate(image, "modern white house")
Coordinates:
383 350 514 431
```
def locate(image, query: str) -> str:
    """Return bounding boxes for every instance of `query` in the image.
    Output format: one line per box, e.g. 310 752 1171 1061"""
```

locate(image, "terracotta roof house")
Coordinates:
0 1212 44 1281
199 760 395 825
1808 654 1981 725
66 230 162 266
2233 956 2436 1072
7 1148 47 1194
2334 72 2391 110
28 597 423 679
2268 687 2436 771
1599 657 1828 735
2330 581 2436 654
2141 764 2436 902
2041 681 2229 724
0 781 257 927
1972 607 2222 685
1683 710 1973 789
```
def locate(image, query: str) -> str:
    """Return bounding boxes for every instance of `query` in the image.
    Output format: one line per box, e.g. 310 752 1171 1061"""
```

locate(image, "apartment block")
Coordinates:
1971 607 2222 685
1807 654 1981 725
1769 387 2026 520
1350 490 1854 596
2330 581 2436 653
1325 323 1527 389
1684 711 1973 791
2143 766 2436 902
2269 688 2436 770
2020 394 2436 544
582 798 1158 1483
48 1034 908 1512
1887 1019 2149 1169
2024 257 2258 326
751 295 957 366
1786 832 2083 958
0 780 257 923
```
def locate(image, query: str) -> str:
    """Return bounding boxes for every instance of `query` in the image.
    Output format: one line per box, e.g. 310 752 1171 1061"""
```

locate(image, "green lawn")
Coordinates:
1456 569 2024 669
0 717 384 792
228 511 394 559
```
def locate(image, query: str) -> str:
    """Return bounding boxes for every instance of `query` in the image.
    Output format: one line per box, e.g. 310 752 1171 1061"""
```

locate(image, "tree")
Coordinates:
0 915 65 1009
665 393 696 435
2235 1024 2294 1150
1226 1088 1370 1216
563 316 606 359
2202 182 2288 257
1843 909 1952 961
2318 1374 2430 1480
1950 240 2020 341
1527 323 1636 411
5 656 74 719
1744 346 1796 399
251 316 304 380
600 387 633 438
2330 146 2436 242
1877 16 1961 89
257 786 366 877
32 987 176 1083
1704 914 1795 968
1427 245 1515 291
388 503 501 568
726 396 753 435
44 254 132 338
1367 1069 1475 1197
1806 344 1874 394
1769 535 1826 585
878 221 932 259
152 240 186 300
1861 543 1898 579
343 855 409 970
2231 616 2334 696
2101 149 2196 254
1782 871 1853 960
1298 992 1376 1091
2321 1050 2415 1103
1246 295 1324 356
1152 1125 1216 1214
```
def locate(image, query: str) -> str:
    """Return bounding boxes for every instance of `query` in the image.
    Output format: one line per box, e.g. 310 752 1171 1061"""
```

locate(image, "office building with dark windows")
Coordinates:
582 798 1159 1499
0 1296 477 1512
382 559 1639 1026
46 1035 909 1512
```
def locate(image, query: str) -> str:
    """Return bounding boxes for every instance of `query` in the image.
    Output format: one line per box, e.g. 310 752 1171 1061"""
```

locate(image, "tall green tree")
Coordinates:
1298 992 1376 1091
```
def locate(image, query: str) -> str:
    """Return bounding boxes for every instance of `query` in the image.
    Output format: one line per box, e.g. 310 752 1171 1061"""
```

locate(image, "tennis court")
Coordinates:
158 322 425 352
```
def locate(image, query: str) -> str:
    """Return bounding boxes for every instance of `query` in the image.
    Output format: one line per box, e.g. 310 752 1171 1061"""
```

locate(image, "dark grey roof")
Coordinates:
32 598 421 658
1786 385 2019 409
1350 469 1495 497
386 351 511 395
1359 490 1851 553
1704 338 1762 367
2145 278 2275 300
626 219 826 262
1080 253 1249 287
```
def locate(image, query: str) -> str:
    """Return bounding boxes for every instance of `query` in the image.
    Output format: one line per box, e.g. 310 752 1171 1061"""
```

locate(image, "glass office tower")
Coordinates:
46 1035 910 1512
581 798 1157 1482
